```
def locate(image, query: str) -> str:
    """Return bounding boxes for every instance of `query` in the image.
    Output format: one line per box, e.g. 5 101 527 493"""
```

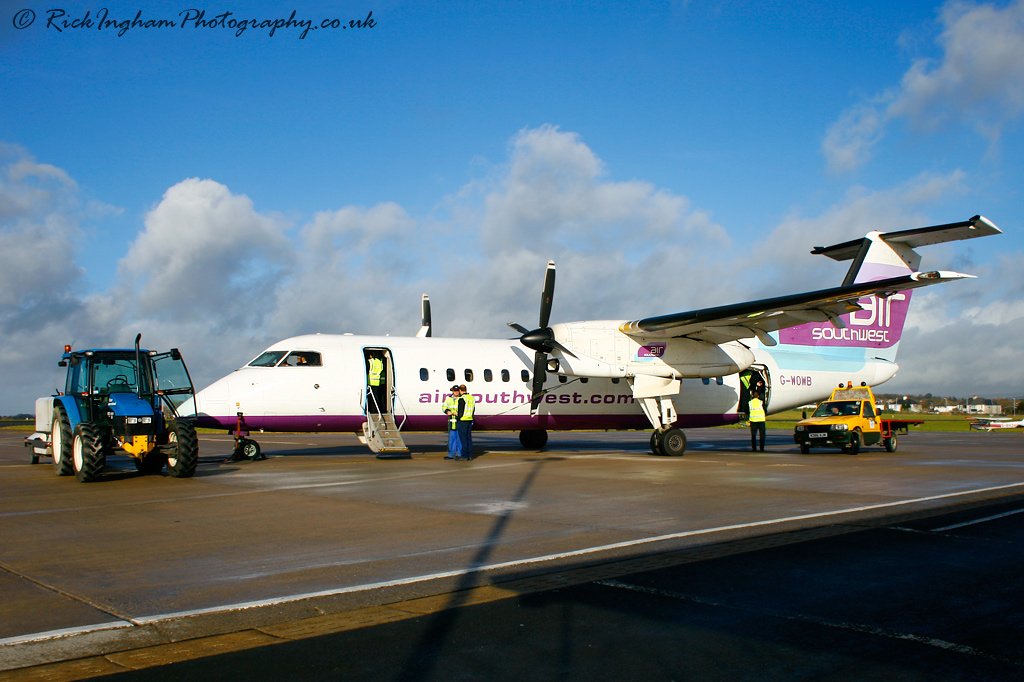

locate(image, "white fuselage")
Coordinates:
191 331 898 435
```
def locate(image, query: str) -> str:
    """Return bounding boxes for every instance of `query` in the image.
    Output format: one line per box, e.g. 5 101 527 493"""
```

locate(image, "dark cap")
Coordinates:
450 385 460 391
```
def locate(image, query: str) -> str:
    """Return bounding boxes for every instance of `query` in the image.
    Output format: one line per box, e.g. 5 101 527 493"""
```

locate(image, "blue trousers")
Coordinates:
447 428 462 458
456 421 473 458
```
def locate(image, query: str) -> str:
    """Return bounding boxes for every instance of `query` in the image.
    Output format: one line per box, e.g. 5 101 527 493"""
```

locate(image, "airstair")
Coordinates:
361 390 411 458
362 412 409 454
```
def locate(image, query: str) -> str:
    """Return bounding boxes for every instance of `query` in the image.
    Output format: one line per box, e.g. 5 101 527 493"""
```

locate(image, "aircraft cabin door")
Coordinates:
738 364 771 417
363 347 394 415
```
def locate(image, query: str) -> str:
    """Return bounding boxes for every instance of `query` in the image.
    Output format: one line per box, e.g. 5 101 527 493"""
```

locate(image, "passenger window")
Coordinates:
863 402 875 418
611 377 620 384
501 369 510 382
419 368 429 381
484 369 493 382
447 368 455 382
580 377 588 383
521 370 529 383
464 369 474 382
282 351 321 367
559 375 567 383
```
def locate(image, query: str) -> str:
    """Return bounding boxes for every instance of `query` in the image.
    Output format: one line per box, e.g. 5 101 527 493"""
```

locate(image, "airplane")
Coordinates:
186 215 1001 458
969 416 1024 431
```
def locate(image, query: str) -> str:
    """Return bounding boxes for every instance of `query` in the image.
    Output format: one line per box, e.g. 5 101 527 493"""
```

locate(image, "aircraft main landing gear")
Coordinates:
650 426 687 456
519 429 548 449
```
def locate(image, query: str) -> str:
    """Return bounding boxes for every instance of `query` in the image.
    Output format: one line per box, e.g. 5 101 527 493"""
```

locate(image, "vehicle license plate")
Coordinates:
809 433 827 439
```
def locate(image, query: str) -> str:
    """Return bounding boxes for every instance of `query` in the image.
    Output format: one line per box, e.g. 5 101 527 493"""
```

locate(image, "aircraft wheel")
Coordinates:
661 427 687 456
883 434 897 452
72 423 106 482
241 438 263 461
519 429 548 450
167 421 199 478
51 405 74 476
650 430 664 456
844 431 861 455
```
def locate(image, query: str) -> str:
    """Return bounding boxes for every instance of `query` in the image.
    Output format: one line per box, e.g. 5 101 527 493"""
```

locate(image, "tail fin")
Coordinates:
781 215 1000 362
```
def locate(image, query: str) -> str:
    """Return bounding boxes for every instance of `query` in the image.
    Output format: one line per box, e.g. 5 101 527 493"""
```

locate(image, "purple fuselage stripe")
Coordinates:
195 412 739 432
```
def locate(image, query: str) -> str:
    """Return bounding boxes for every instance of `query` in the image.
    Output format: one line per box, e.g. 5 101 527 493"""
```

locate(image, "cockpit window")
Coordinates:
282 351 322 367
248 350 288 367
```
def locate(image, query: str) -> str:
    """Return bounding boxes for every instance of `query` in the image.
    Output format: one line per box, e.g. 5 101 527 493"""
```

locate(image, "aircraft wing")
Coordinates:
618 271 972 344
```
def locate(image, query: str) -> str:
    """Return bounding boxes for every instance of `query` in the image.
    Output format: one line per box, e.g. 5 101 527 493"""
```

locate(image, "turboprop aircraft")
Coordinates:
188 215 1000 458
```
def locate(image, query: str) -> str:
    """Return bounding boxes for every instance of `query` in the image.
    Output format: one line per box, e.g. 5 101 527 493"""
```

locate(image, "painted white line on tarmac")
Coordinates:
0 620 133 646
129 480 1024 624
933 506 1024 532
8 480 1024 645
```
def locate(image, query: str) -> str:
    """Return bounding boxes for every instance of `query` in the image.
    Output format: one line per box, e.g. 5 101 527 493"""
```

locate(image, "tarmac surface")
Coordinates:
1 426 1023 681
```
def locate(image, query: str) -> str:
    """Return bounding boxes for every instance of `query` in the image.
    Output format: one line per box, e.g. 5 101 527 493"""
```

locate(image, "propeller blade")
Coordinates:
538 261 556 329
507 322 530 335
530 351 547 415
549 339 578 359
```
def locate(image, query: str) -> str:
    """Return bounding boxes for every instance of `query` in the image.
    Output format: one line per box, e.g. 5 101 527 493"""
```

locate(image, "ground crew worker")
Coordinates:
443 385 463 460
457 384 475 459
749 391 766 452
367 352 385 414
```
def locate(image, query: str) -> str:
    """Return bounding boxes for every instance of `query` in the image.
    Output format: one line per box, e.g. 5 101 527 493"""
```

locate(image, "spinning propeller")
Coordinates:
508 261 577 415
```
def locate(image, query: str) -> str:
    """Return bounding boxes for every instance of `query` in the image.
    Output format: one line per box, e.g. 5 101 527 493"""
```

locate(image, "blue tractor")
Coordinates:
26 335 199 482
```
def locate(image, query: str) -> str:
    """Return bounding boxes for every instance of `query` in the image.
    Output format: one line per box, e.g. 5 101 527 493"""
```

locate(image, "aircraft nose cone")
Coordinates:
520 328 554 352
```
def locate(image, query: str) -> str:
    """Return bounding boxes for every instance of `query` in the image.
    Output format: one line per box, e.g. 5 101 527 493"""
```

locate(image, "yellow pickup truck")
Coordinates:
793 385 921 455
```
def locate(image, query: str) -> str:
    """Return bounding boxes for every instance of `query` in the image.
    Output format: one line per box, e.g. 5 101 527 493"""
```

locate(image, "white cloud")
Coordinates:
823 0 1024 172
119 178 293 325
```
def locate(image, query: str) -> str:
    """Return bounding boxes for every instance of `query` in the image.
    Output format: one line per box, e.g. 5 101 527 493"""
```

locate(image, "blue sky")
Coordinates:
1 0 1023 414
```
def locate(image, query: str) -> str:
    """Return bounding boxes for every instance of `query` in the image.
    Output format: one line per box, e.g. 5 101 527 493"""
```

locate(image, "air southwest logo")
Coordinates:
781 293 909 348
636 343 666 361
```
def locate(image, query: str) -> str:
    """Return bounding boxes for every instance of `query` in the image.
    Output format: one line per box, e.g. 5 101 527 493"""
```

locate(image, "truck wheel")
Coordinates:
883 434 897 452
51 405 74 476
661 427 687 456
844 431 861 455
72 423 106 482
134 449 165 474
167 421 198 478
800 443 810 454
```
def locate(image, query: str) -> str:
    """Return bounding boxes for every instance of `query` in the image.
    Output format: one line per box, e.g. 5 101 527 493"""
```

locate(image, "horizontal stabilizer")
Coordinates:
811 215 1001 262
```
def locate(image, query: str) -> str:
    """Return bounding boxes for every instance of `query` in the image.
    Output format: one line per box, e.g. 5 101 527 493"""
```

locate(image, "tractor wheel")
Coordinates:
51 405 74 476
166 421 198 478
883 434 898 452
134 449 165 475
72 423 106 482
844 431 861 456
800 443 810 454
661 427 687 456
519 429 548 450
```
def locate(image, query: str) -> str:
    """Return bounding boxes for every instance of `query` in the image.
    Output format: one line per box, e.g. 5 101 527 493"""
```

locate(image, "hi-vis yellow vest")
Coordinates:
748 398 766 422
459 393 475 420
368 357 383 386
